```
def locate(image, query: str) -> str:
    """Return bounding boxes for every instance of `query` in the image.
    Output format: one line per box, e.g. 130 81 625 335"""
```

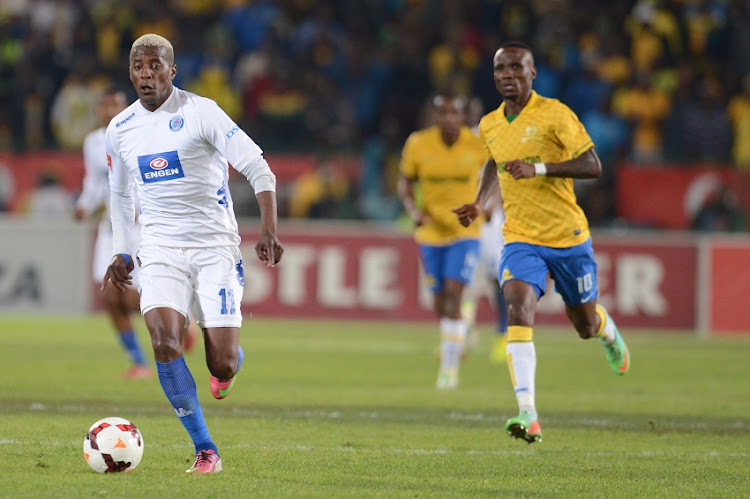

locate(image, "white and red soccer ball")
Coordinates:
83 417 144 473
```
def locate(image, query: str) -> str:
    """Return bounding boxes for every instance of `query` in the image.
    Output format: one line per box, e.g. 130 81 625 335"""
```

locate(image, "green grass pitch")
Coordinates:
1 315 749 497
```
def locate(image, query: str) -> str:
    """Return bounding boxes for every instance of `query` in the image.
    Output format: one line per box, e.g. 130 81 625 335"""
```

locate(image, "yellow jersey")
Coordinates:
400 125 486 245
479 91 594 248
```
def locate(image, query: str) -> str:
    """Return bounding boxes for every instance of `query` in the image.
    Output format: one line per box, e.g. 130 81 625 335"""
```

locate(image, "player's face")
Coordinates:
493 47 536 101
129 46 176 111
434 98 465 135
96 93 127 127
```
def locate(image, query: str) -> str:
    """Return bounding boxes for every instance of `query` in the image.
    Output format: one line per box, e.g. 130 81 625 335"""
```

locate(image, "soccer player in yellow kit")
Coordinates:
398 95 487 389
454 42 630 443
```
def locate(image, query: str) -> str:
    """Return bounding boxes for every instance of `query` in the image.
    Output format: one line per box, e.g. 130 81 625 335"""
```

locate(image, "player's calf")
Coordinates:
209 346 244 400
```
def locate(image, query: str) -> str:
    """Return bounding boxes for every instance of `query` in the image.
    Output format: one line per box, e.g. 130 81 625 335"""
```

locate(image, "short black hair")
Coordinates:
500 41 532 53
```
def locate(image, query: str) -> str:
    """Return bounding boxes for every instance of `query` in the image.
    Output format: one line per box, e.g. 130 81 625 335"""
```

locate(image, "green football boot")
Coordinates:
504 411 542 444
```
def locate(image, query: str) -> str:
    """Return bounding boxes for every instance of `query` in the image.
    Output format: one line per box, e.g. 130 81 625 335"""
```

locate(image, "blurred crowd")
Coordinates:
1 0 749 226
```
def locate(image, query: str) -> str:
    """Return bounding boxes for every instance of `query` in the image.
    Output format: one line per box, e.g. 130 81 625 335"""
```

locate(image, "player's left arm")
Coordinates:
255 190 283 266
505 103 601 180
503 147 601 180
198 98 284 266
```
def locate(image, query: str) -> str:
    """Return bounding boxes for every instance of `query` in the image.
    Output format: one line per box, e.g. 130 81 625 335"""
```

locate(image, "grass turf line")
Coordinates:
1 316 749 497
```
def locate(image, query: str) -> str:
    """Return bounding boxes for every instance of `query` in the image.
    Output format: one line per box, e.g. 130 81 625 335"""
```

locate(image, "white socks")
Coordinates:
506 325 537 418
506 341 536 417
439 317 467 371
595 305 617 345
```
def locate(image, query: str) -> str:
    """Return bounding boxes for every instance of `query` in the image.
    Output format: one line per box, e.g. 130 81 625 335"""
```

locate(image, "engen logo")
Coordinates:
137 150 185 184
150 157 168 170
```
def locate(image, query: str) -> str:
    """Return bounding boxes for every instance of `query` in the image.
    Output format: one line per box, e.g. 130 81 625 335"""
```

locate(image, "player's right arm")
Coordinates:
397 133 431 227
397 175 430 227
75 132 107 220
102 128 135 291
453 157 498 227
482 181 502 222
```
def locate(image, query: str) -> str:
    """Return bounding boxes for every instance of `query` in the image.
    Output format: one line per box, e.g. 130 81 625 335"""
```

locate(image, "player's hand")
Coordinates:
452 203 481 227
101 254 134 292
256 231 283 267
410 210 431 227
73 207 87 221
504 159 535 180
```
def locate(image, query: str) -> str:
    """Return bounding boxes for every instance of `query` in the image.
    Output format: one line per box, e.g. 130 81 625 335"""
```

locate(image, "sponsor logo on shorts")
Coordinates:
500 268 514 285
236 260 244 286
581 291 595 304
137 150 185 184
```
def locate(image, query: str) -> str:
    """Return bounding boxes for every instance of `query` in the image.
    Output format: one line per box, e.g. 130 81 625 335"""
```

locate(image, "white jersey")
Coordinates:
79 127 142 231
106 87 275 252
79 126 142 280
479 204 505 280
78 127 110 235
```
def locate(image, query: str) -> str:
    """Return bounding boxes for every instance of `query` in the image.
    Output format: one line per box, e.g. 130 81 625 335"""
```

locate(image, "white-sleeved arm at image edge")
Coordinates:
110 188 135 255
234 156 277 194
106 131 135 256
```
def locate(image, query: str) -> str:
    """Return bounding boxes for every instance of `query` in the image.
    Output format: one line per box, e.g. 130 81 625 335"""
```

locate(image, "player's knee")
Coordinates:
440 289 463 317
103 290 123 315
432 298 443 317
149 325 182 360
442 298 461 318
506 303 533 325
208 352 237 380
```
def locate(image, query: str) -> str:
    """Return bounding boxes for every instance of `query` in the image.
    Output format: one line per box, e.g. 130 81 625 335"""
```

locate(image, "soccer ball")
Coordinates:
83 417 144 473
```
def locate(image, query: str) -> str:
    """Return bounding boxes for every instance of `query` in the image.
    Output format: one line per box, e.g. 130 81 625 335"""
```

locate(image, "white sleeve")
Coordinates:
106 128 135 255
233 156 276 193
76 132 108 213
198 98 276 193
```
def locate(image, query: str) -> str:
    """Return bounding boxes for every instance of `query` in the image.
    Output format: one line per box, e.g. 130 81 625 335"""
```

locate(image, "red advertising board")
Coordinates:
616 165 745 229
536 236 697 329
239 223 430 321
0 151 85 212
238 223 698 330
709 239 750 333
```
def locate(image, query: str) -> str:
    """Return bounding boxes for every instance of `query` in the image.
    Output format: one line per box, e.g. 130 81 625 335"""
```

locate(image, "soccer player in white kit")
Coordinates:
102 34 283 474
75 87 152 379
477 188 509 363
461 99 509 363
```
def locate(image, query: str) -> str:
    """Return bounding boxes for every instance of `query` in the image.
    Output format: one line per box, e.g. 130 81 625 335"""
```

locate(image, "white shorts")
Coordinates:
478 208 504 280
94 226 140 289
136 245 244 329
